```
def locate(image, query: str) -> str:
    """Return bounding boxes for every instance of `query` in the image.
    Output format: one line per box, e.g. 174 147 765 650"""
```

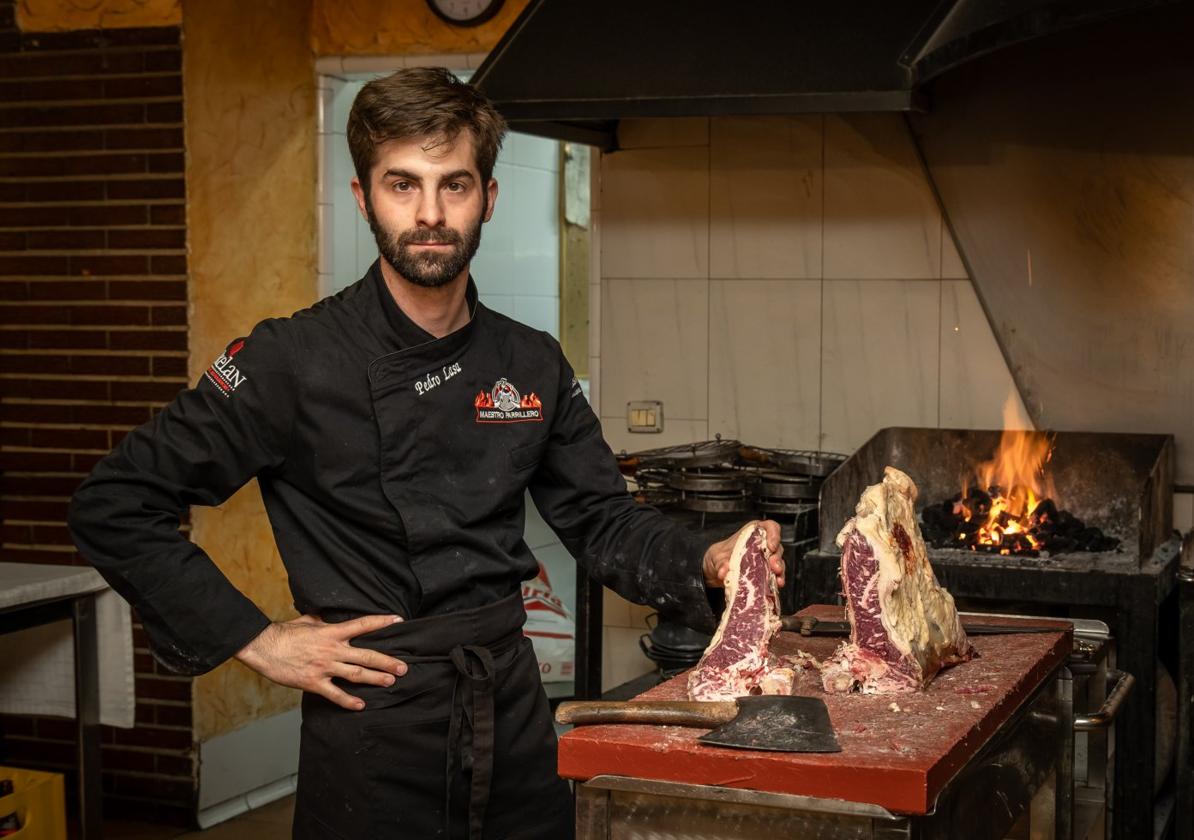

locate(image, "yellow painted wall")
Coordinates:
311 0 529 56
184 0 317 742
17 0 180 30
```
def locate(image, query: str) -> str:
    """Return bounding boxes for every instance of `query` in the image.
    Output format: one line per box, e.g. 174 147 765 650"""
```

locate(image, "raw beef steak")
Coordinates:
688 525 793 700
821 467 974 694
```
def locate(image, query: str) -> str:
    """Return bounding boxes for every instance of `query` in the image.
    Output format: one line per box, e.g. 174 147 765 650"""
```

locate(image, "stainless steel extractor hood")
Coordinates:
472 0 1174 149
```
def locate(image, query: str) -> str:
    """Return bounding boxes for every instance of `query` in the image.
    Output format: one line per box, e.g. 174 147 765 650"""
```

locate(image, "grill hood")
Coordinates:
472 0 1172 148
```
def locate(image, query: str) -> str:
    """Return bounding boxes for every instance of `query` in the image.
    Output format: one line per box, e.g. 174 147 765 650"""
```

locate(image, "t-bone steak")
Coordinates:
688 525 795 700
821 467 974 694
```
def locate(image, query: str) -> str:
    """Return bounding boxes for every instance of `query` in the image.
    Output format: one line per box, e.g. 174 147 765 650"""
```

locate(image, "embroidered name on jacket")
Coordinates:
204 339 248 397
474 377 543 423
415 361 462 396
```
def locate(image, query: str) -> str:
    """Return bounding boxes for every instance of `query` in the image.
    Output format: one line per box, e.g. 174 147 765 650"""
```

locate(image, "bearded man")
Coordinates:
69 68 784 839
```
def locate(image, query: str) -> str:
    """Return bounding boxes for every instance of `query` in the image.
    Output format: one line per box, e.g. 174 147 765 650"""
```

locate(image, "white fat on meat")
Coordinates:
821 467 974 694
687 525 794 701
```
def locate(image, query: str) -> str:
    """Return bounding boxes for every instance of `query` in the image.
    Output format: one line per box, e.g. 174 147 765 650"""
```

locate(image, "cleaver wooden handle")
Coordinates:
555 700 738 728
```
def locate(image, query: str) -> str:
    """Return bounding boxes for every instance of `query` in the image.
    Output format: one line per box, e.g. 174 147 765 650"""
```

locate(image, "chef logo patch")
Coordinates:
474 377 543 423
203 338 248 398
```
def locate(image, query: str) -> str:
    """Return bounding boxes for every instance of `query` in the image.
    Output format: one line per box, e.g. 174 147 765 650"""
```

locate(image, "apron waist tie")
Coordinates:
445 644 497 840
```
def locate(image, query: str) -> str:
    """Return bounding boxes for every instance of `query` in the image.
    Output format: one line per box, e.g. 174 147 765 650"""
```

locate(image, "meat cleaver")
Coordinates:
555 695 841 753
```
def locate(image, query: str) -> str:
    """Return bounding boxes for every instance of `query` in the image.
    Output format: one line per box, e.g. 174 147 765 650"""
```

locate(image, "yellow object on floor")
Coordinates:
0 766 66 840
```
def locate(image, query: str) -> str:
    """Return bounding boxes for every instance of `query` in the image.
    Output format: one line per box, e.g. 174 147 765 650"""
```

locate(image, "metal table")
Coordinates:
0 563 106 839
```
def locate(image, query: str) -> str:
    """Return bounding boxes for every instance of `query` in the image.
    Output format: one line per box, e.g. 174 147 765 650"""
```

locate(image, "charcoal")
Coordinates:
1031 498 1058 526
919 489 1117 557
922 505 954 532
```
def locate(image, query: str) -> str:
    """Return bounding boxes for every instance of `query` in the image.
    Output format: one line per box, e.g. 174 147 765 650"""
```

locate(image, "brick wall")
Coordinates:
0 0 196 824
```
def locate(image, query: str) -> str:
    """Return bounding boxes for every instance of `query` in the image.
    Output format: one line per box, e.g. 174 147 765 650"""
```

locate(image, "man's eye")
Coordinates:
393 181 412 192
446 182 464 192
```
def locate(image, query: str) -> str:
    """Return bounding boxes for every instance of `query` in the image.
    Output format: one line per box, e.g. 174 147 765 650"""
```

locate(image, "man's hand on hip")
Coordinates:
703 519 785 588
234 614 407 711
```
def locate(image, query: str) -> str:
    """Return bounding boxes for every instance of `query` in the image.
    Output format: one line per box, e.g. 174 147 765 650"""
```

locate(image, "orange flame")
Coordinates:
960 393 1058 551
520 392 542 409
474 390 494 409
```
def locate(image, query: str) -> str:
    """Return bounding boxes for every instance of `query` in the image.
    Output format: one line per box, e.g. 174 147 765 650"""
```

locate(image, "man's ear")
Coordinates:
350 177 369 222
483 178 498 223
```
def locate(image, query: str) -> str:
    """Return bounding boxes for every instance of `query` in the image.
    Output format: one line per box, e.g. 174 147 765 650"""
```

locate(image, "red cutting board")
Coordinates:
557 606 1072 814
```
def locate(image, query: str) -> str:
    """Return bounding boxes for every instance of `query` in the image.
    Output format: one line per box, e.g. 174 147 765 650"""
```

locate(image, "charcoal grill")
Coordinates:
800 426 1182 840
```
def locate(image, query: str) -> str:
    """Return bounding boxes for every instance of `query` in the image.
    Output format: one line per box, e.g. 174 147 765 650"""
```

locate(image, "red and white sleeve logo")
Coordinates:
204 339 249 398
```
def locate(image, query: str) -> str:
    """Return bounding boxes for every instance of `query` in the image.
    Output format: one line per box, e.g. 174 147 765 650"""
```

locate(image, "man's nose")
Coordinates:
415 190 445 228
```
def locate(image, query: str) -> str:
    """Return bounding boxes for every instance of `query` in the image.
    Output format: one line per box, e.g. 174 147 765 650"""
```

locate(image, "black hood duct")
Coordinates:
471 0 1175 149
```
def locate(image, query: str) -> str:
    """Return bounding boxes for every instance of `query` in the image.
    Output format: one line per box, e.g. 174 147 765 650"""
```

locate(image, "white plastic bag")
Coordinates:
522 563 576 683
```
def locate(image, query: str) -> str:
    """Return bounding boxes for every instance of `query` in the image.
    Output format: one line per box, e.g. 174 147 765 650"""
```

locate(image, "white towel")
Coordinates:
0 565 136 729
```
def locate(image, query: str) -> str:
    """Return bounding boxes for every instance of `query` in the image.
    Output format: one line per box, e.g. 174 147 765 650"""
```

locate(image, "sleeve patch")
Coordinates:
203 337 250 397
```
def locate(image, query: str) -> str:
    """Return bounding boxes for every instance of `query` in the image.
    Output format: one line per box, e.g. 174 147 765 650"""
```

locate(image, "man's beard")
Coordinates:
365 199 483 289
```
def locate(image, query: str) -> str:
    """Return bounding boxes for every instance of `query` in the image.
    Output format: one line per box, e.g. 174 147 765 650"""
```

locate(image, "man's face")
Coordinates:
351 132 497 288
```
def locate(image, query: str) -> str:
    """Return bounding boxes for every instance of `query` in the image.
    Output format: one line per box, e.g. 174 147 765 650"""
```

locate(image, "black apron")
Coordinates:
293 593 574 839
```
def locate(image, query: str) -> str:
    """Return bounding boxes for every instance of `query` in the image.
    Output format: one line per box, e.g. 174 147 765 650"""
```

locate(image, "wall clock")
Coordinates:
426 0 505 27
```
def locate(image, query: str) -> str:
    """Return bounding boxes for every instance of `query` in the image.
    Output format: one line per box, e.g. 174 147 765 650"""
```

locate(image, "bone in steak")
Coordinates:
688 525 794 700
821 467 974 694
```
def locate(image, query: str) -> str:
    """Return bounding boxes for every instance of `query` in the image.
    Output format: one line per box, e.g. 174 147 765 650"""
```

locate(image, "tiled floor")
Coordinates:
94 795 294 839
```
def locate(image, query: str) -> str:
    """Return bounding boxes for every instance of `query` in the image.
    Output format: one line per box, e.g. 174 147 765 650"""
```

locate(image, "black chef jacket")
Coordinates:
68 261 717 676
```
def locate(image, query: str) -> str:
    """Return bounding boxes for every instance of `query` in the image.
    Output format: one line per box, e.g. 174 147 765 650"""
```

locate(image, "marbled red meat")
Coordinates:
687 525 794 700
821 467 974 694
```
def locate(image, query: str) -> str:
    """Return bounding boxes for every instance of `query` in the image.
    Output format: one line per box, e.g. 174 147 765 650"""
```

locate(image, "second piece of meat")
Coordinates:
821 466 975 694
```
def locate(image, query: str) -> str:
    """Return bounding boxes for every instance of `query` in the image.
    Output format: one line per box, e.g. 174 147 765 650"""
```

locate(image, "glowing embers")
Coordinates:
920 426 1118 557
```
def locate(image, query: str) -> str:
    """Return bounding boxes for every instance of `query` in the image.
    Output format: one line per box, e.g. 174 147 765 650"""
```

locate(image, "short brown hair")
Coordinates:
347 67 507 197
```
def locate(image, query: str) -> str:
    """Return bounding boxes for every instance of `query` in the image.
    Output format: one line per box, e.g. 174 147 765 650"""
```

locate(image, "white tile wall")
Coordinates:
601 278 709 420
820 280 941 454
596 115 1018 464
940 280 1025 429
513 295 559 336
601 586 631 628
601 626 655 692
602 588 656 639
822 114 942 280
709 116 823 280
600 147 709 280
707 279 821 448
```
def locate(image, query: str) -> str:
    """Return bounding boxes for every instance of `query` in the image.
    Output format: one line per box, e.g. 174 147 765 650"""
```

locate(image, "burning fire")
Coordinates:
957 395 1058 555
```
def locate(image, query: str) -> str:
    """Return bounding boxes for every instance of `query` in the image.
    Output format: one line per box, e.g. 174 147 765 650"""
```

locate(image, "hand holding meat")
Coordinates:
234 614 408 711
703 519 785 588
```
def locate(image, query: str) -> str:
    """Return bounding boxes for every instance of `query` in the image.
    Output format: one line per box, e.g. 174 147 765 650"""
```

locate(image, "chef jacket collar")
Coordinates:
369 259 481 350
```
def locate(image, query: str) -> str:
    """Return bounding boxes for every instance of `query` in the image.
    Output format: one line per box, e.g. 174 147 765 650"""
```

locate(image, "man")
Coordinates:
68 68 784 839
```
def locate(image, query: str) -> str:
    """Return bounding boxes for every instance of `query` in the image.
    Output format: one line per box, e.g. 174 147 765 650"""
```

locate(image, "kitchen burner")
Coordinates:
619 439 846 534
739 446 847 478
618 438 743 472
666 464 751 518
